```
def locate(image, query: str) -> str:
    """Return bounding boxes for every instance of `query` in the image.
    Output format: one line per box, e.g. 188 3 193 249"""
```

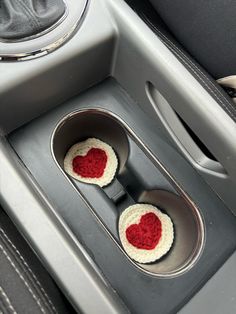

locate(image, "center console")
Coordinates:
0 0 236 313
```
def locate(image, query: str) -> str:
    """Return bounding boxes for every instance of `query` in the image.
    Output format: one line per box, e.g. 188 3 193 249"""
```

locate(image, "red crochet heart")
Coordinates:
72 148 107 178
126 212 162 250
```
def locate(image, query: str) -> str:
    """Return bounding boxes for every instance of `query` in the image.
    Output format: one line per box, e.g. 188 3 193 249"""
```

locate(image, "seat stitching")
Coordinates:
161 39 236 120
150 24 236 119
0 229 58 314
142 16 236 120
143 15 236 114
0 286 17 314
145 20 236 120
0 230 57 314
158 31 236 115
0 297 8 314
0 243 46 314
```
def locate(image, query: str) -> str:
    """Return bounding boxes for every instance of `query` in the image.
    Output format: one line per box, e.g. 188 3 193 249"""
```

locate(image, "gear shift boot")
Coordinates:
0 0 66 40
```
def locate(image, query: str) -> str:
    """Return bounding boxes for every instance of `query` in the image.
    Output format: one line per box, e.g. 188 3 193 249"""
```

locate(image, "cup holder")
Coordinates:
51 109 205 278
138 190 204 277
52 110 129 174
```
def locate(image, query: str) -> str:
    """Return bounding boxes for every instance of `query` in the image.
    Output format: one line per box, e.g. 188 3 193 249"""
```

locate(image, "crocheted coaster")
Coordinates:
119 204 174 264
64 138 118 187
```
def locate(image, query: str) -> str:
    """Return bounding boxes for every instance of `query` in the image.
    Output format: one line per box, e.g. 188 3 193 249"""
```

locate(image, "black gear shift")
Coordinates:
0 0 66 40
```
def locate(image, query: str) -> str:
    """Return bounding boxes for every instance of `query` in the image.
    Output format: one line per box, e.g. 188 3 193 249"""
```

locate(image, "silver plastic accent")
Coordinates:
0 0 89 61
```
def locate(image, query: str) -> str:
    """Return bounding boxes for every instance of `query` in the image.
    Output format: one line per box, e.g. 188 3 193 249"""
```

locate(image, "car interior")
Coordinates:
1 0 236 313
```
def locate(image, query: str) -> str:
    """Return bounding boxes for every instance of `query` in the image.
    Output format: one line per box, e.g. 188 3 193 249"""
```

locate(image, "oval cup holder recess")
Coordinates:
51 109 205 278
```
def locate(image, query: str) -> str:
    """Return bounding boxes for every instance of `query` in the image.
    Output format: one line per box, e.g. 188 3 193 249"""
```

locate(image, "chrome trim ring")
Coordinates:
0 0 89 61
0 0 69 43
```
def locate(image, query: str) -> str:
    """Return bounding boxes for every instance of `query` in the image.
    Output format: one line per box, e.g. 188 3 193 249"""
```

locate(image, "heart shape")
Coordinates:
72 148 107 178
126 212 162 250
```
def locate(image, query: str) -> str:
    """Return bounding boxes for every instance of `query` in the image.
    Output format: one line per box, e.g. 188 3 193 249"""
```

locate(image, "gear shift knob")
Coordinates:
0 0 66 40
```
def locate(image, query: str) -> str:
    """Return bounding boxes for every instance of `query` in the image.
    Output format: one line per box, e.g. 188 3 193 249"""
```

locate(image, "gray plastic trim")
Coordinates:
0 0 236 310
146 81 226 175
9 79 236 314
105 0 236 214
0 137 129 314
1 0 236 214
178 251 236 314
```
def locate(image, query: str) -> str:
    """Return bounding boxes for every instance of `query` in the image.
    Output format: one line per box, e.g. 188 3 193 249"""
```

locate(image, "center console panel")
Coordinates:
9 79 236 314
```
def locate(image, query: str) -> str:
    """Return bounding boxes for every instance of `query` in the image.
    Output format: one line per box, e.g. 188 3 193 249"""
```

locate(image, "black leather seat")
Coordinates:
127 0 236 80
0 208 73 314
148 0 236 80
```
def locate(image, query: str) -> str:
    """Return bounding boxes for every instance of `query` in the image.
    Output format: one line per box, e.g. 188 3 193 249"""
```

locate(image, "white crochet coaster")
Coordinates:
64 138 118 187
119 204 174 264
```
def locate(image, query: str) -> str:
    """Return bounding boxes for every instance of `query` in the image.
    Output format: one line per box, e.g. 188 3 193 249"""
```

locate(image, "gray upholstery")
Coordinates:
0 0 66 40
0 208 73 314
149 0 236 79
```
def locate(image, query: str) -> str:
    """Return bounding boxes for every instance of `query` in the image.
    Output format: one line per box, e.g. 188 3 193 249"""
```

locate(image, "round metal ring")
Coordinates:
0 0 89 61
